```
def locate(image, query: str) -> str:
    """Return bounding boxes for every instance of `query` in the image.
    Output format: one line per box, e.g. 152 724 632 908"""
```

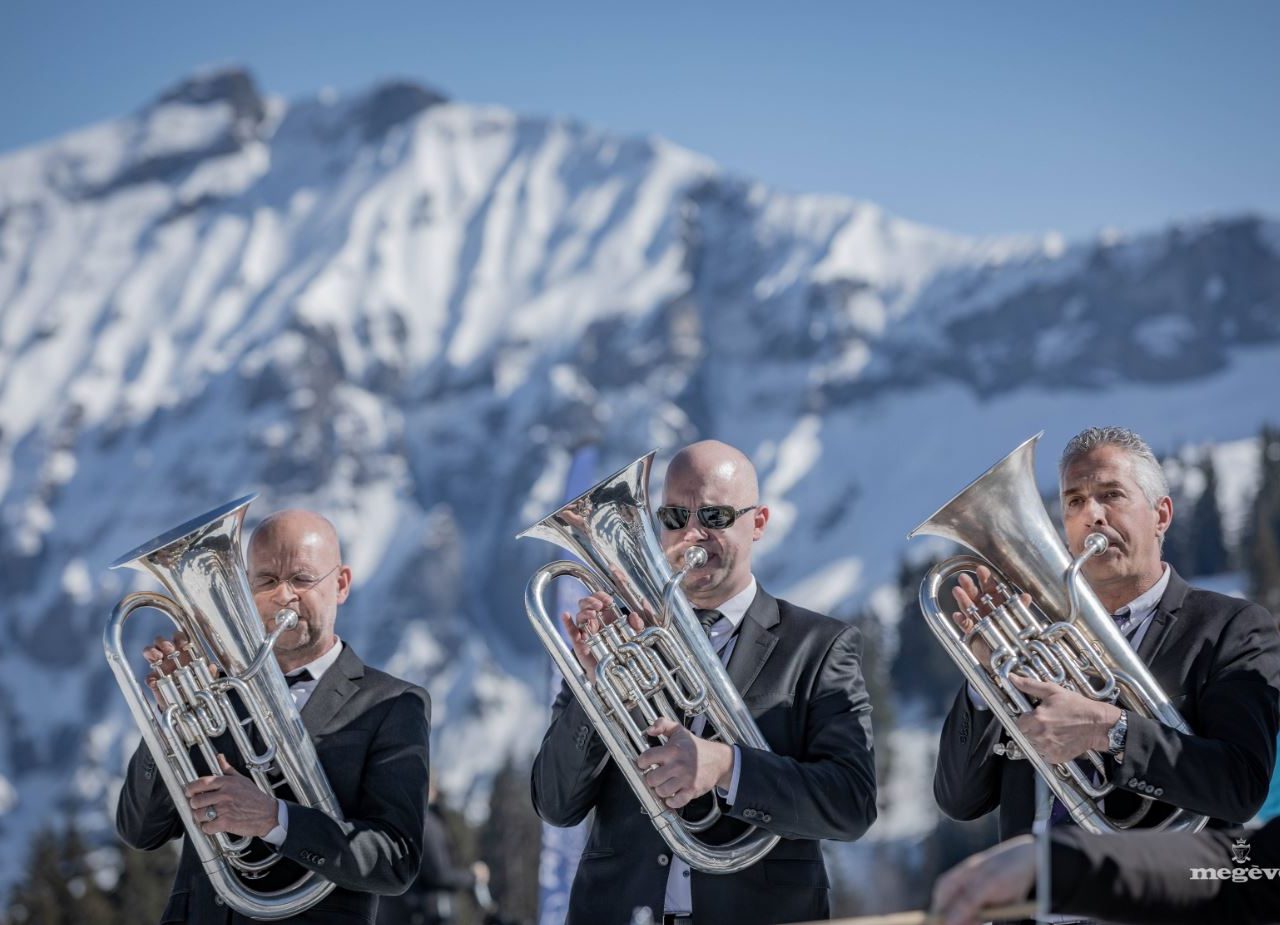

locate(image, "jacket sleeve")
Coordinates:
1052 818 1280 924
530 681 611 827
725 625 877 842
115 739 185 851
277 687 432 896
1111 602 1280 822
932 682 1007 821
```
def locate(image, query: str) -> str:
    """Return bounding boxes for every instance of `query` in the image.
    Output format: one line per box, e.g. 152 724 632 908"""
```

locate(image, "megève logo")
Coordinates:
1190 839 1278 883
1232 838 1252 865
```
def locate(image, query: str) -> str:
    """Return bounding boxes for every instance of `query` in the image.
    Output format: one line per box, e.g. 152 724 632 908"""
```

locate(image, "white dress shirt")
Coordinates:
261 637 344 846
665 577 756 916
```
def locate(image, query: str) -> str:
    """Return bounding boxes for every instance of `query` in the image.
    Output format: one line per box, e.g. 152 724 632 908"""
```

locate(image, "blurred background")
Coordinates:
1 2 1278 922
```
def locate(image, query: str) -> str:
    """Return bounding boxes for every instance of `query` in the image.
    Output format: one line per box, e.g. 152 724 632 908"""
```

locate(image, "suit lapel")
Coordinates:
301 643 364 736
1136 567 1189 664
726 587 779 696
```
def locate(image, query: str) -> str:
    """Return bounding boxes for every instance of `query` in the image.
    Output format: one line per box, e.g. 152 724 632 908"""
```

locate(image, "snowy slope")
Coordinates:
0 68 1277 891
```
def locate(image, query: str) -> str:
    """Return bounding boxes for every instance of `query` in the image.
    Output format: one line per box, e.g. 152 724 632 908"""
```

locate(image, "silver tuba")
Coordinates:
909 433 1206 833
518 451 781 872
105 495 344 919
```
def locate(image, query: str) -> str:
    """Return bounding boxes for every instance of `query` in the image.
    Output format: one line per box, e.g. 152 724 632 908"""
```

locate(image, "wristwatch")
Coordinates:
1107 709 1128 758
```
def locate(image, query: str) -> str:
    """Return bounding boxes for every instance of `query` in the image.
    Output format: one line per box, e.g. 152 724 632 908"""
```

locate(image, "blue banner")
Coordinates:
537 445 598 925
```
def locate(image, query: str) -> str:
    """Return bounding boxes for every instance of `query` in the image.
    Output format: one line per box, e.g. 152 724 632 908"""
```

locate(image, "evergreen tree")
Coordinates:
113 839 179 924
6 823 116 925
61 824 115 925
435 788 482 925
1246 426 1280 613
1189 453 1231 576
480 755 540 924
6 829 68 925
1160 458 1194 575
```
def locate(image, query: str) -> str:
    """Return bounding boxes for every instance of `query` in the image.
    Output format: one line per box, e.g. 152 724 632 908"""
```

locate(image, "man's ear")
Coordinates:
1155 495 1173 539
335 565 353 604
752 505 769 541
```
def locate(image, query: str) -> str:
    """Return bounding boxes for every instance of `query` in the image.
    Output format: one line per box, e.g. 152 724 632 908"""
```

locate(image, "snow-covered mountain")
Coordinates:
1 68 1277 894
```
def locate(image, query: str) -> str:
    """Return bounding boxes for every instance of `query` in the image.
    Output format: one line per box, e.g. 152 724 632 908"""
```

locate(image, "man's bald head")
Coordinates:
660 440 766 609
666 440 759 504
246 509 350 672
249 510 343 563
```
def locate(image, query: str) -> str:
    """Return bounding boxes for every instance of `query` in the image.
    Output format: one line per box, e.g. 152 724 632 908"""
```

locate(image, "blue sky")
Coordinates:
2 1 1277 238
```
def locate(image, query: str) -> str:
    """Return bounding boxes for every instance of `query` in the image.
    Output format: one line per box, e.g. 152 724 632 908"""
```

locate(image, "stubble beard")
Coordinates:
686 550 736 604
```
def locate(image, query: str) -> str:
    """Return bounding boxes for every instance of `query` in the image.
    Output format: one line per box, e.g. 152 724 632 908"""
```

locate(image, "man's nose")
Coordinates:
1084 497 1107 524
681 519 710 542
267 581 299 608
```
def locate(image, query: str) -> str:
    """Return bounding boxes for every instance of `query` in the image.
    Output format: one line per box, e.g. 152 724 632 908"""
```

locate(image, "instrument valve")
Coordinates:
993 741 1025 761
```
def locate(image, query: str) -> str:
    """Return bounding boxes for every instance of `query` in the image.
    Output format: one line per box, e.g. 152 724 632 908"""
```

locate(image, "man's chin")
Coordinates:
1083 562 1128 585
272 631 312 653
685 571 727 596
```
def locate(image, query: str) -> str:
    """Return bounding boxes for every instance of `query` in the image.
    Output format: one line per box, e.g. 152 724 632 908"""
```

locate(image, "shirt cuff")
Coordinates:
261 799 288 846
967 681 991 711
715 745 742 805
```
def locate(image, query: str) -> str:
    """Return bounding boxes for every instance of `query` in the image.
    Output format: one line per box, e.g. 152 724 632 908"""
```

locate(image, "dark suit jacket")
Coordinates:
116 643 432 924
1052 817 1280 924
934 567 1280 838
531 587 877 925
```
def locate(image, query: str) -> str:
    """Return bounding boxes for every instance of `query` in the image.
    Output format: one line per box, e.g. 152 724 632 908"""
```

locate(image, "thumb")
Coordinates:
645 717 681 739
216 753 241 776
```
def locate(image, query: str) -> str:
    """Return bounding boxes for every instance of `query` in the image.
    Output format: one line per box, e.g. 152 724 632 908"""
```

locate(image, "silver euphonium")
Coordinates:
105 495 345 919
519 451 781 872
909 433 1207 833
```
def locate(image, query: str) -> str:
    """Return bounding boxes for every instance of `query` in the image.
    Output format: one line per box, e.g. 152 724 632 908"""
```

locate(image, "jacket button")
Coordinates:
317 857 326 867
214 896 224 906
1155 787 1164 797
761 813 772 823
657 854 670 867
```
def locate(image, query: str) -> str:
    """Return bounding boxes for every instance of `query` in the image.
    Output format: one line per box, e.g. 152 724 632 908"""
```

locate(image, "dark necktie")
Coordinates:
694 608 722 639
285 669 314 688
684 610 724 731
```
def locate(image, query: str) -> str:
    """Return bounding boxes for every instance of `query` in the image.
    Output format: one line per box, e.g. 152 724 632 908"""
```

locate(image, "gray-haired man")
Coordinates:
934 426 1280 841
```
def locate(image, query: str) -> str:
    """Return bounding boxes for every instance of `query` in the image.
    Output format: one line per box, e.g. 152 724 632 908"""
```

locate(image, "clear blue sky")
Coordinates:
2 1 1277 239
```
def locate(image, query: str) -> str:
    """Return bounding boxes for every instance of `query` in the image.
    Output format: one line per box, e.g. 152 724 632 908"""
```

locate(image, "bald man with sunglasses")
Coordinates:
532 440 878 925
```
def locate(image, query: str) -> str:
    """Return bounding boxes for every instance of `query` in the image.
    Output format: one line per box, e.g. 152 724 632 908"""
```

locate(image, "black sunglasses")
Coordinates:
655 504 758 531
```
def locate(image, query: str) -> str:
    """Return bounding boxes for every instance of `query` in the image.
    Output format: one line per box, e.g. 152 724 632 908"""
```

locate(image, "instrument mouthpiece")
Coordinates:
684 546 708 569
1084 533 1109 556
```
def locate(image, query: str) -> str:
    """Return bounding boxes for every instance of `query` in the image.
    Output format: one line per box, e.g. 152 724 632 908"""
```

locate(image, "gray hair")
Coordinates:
1058 426 1169 507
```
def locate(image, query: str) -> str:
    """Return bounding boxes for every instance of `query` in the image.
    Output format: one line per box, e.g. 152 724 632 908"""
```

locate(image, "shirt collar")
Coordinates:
1115 565 1170 623
707 576 757 634
285 636 343 684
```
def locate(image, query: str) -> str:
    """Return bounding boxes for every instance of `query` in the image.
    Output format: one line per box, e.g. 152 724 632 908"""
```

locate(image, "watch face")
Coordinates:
1109 713 1126 751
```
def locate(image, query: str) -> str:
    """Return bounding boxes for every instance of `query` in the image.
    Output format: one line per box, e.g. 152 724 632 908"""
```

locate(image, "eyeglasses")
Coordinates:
655 505 758 531
251 564 340 595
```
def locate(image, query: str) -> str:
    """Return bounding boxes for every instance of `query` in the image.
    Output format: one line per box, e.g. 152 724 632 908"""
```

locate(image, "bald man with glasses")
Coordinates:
116 509 432 924
532 440 878 925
